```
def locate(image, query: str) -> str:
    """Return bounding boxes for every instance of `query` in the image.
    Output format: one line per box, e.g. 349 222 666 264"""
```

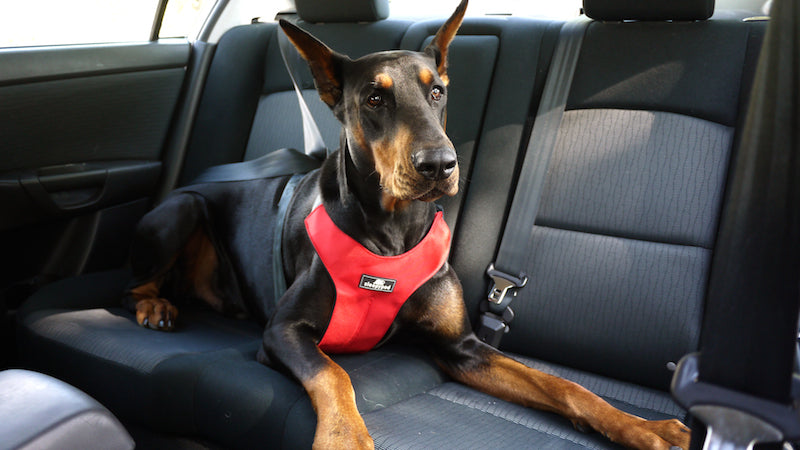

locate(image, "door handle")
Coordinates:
0 161 161 230
20 163 109 211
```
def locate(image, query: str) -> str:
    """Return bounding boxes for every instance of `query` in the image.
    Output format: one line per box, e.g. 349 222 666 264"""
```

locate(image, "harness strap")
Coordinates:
305 205 451 353
271 173 309 302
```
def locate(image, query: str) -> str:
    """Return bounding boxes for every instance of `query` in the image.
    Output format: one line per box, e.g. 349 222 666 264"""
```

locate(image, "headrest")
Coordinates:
295 0 389 23
583 0 715 21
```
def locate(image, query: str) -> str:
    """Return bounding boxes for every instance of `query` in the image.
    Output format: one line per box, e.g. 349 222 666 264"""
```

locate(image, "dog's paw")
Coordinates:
135 298 178 331
643 418 691 450
618 418 691 450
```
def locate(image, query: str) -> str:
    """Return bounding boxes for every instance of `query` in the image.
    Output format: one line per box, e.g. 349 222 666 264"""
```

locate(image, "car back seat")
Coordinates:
15 1 557 448
15 0 768 447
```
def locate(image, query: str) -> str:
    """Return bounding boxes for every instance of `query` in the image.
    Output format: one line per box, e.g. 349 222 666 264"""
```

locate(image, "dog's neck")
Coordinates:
318 140 437 257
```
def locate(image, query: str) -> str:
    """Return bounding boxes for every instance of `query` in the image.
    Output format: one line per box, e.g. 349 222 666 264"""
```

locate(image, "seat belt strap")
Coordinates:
671 0 800 447
189 26 330 185
477 16 591 348
277 27 329 160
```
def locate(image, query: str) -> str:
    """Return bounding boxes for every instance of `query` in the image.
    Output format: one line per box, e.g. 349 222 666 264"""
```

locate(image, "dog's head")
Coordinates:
280 0 467 210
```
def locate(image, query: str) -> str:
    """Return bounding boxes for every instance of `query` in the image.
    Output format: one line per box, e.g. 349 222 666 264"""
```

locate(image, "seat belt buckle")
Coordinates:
476 312 508 348
671 353 800 449
486 263 528 306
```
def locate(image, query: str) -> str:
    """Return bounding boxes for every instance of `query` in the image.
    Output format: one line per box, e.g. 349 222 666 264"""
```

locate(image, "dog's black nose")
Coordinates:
412 148 457 181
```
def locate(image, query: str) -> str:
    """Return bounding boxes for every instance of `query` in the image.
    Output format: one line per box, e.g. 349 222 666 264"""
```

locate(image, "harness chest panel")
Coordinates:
304 205 451 353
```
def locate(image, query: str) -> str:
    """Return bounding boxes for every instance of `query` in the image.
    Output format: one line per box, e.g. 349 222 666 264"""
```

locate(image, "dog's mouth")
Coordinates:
408 174 460 202
414 186 448 202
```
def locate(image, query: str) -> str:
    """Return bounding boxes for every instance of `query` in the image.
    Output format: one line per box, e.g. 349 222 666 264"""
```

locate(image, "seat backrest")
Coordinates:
499 0 766 390
177 0 412 185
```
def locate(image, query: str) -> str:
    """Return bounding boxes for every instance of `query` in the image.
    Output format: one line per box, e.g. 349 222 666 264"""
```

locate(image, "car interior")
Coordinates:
1 0 798 449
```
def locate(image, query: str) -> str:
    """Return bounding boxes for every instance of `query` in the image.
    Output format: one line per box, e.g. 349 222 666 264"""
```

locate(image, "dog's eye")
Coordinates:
430 86 444 102
366 93 383 108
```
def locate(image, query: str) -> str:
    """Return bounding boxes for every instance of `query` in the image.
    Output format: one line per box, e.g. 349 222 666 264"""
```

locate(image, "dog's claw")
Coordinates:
159 319 165 328
142 318 149 327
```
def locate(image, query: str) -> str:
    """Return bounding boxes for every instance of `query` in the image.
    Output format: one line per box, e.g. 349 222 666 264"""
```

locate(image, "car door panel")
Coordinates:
0 40 190 308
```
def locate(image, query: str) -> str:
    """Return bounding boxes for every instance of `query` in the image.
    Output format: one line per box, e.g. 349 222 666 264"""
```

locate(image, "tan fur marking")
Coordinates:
418 274 466 339
353 122 369 151
373 73 393 89
372 125 419 202
304 353 372 449
380 193 412 212
130 280 161 301
418 68 434 85
182 229 224 312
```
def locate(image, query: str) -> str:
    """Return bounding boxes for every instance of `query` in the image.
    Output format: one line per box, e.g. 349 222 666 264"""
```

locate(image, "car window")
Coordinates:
0 0 161 48
160 0 218 39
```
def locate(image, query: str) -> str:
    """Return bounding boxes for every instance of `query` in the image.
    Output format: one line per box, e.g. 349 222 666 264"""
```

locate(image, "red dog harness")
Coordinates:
304 204 451 353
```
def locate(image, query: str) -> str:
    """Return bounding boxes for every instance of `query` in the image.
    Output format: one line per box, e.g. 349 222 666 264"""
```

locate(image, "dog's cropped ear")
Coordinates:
424 0 468 86
279 19 346 107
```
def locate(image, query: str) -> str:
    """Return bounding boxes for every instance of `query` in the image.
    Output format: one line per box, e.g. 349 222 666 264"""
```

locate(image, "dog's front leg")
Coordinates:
259 270 373 450
439 340 690 449
407 269 690 450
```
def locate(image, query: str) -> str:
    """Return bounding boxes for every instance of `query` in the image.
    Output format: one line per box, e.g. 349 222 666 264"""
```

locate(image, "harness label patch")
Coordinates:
359 275 396 293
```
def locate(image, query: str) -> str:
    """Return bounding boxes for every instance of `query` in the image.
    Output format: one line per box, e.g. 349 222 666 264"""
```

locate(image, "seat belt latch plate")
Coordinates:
486 263 528 305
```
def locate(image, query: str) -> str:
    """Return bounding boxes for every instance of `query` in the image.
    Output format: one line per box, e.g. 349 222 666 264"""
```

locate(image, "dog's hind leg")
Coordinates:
125 192 222 331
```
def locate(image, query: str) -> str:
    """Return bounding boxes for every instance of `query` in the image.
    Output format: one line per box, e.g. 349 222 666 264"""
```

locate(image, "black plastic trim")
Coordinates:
0 40 190 86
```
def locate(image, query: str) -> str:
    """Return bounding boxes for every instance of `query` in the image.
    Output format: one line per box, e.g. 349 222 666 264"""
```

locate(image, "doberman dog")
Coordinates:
124 1 691 448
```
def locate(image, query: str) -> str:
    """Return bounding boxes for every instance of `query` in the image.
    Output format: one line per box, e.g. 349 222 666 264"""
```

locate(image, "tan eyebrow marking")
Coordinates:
373 73 393 89
419 68 434 85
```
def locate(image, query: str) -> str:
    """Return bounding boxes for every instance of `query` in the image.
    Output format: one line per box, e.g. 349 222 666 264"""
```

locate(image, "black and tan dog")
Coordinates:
124 1 690 448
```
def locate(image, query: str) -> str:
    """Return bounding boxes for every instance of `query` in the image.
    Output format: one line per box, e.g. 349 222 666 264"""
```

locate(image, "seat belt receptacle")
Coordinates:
476 263 528 347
